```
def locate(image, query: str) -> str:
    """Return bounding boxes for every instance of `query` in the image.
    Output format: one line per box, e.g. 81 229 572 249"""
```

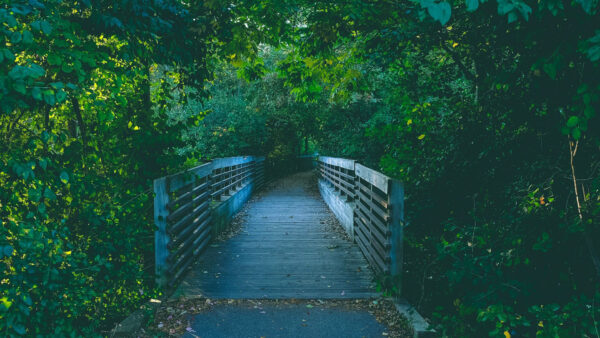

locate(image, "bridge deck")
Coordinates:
176 171 376 299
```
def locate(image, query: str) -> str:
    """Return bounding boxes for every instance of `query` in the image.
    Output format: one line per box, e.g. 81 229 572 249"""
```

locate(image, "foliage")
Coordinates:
222 0 600 335
0 0 263 335
2 0 600 336
175 49 318 175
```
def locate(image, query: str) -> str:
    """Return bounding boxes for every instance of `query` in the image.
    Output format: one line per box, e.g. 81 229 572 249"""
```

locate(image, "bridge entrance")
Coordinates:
175 171 376 299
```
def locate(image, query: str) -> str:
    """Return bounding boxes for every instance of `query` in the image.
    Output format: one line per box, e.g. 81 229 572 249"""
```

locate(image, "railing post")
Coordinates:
388 179 404 289
154 177 170 288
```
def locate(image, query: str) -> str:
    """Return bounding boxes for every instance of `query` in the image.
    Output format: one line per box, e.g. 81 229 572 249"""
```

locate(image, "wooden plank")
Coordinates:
167 163 212 193
388 179 404 281
176 171 375 299
212 156 254 170
355 212 390 249
168 226 211 273
169 201 210 235
356 189 389 220
357 179 389 208
318 156 355 170
166 198 195 222
355 200 390 236
355 163 389 194
168 215 211 249
154 177 170 288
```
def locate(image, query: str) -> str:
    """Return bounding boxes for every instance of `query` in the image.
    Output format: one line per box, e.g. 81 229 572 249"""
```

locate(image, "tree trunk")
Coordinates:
569 139 600 279
72 97 87 148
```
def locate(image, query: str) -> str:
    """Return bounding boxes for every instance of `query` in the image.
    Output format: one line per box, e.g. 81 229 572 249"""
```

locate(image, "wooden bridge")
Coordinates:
154 156 404 300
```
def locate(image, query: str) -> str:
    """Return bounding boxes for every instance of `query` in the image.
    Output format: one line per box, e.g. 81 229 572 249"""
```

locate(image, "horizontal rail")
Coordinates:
316 156 404 279
318 158 356 202
154 156 266 288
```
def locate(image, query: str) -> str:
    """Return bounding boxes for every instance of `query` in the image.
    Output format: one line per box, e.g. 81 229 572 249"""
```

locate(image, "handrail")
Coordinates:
317 156 404 279
154 156 265 287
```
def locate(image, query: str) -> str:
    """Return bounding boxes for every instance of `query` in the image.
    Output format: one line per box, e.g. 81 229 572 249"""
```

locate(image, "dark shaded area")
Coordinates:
183 303 389 338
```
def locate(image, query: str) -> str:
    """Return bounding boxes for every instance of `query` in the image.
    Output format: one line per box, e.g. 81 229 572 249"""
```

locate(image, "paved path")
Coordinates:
176 171 376 299
183 302 387 338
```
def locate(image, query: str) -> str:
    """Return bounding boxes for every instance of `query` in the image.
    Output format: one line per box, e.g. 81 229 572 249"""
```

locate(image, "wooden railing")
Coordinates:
318 156 355 201
317 156 404 278
154 156 265 287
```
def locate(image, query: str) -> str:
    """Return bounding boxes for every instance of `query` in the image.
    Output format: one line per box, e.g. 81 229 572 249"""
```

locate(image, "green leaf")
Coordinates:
40 20 53 35
543 62 557 79
56 90 67 103
8 66 25 80
47 54 62 66
3 48 15 62
572 128 582 140
28 187 42 202
575 0 594 13
31 20 41 31
0 297 12 310
427 2 452 25
44 187 57 200
28 63 46 78
22 30 33 44
566 116 579 127
60 171 69 184
41 131 50 143
43 91 56 105
10 31 22 43
62 63 74 73
585 31 600 62
13 81 26 94
584 106 595 118
466 0 479 11
3 245 13 257
39 158 48 170
5 14 17 27
32 87 43 100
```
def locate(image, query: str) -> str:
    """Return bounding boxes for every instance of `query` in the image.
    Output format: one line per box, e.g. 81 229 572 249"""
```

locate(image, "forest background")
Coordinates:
1 0 599 336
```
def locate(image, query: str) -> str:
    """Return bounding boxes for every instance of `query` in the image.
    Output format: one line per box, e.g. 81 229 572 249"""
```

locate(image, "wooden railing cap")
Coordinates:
318 156 356 170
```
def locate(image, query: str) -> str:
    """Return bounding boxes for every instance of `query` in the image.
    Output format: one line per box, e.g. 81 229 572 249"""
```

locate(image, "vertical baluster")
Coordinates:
154 177 170 288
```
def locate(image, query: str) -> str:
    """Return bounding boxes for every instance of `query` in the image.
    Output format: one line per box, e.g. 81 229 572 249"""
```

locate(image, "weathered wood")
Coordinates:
318 156 355 170
176 172 376 299
154 156 268 288
317 157 404 283
154 177 170 288
212 156 254 170
167 163 212 193
169 201 210 235
319 161 355 201
355 163 389 194
388 179 404 281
